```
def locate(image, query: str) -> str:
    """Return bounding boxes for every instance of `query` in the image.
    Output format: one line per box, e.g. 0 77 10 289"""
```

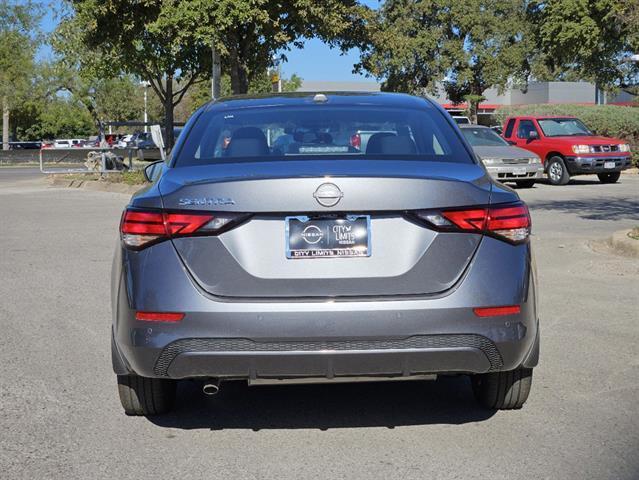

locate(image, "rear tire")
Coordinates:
117 374 176 416
597 172 620 184
471 367 533 410
515 179 536 188
546 156 570 185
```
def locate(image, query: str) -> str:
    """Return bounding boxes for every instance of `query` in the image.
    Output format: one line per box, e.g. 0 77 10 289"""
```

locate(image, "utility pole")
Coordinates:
211 44 221 100
271 55 282 93
2 97 8 151
140 81 150 133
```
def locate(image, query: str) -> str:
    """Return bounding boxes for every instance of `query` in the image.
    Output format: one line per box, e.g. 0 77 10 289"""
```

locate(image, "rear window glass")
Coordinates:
174 105 473 166
461 128 509 147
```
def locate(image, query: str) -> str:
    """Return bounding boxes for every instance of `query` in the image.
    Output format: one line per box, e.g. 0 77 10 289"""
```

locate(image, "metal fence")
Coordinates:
0 147 162 172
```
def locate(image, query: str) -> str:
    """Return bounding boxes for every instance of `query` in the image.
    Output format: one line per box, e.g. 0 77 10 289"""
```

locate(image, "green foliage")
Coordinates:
494 104 639 164
359 0 531 122
356 1 442 93
0 0 42 146
0 1 40 106
177 72 305 117
528 0 638 87
178 0 362 94
38 98 95 139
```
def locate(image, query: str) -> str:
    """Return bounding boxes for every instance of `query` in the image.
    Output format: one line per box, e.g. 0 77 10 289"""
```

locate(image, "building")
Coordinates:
297 80 636 119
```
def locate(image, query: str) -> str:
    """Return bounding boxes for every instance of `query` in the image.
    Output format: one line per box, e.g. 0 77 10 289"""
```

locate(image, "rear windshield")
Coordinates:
461 127 509 147
174 105 473 166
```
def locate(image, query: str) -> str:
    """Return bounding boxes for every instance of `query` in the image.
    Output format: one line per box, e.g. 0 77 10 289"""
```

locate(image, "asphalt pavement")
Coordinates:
1 169 638 479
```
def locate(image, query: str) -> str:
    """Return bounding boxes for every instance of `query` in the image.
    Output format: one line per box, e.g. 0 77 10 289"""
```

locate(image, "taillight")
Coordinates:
413 202 531 243
120 208 247 249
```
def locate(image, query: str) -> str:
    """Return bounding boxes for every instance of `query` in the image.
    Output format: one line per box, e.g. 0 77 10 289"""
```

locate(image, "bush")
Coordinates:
494 104 639 166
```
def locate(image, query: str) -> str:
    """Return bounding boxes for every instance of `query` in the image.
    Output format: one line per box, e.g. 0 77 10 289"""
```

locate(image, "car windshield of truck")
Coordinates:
461 127 509 147
175 105 474 166
537 118 593 137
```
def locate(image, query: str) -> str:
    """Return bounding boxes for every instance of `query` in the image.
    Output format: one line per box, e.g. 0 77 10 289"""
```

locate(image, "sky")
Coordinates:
37 0 383 84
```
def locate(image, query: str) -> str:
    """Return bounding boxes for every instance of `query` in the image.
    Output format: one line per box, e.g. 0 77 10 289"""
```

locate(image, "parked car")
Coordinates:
116 134 134 149
130 132 155 149
112 92 539 416
452 115 471 125
53 138 85 148
460 125 543 188
8 140 41 149
502 116 633 185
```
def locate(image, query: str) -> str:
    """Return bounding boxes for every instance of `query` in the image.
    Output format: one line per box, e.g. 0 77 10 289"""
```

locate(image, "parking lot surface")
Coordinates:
1 170 638 479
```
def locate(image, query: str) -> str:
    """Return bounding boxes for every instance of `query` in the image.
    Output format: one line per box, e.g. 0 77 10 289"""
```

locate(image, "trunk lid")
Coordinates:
159 160 495 299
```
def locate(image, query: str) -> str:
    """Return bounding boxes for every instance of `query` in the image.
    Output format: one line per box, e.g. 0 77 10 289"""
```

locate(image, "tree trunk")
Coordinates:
229 58 249 94
228 33 249 94
2 97 9 151
468 100 478 125
164 76 175 149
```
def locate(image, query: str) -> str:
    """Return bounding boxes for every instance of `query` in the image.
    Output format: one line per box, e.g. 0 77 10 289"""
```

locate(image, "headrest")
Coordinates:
227 127 269 157
366 133 417 155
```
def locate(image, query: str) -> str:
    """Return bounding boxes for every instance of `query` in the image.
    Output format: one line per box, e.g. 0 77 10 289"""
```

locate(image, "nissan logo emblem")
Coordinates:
313 183 343 207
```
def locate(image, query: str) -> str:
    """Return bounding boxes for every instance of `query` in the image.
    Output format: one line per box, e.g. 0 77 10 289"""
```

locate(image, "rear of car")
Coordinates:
460 125 543 187
112 93 539 416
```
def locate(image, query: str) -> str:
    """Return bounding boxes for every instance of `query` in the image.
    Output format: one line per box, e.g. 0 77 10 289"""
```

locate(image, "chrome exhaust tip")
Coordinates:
202 381 220 396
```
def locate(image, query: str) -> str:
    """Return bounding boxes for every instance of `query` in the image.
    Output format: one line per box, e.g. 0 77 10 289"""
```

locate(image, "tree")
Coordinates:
529 0 638 90
182 72 304 117
0 0 40 149
356 1 443 94
58 1 361 147
38 98 94 139
358 0 531 123
440 1 532 123
181 1 363 94
59 0 211 148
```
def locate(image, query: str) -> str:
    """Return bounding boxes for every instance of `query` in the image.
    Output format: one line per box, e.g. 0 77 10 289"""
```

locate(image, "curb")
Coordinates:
609 229 639 258
48 176 144 195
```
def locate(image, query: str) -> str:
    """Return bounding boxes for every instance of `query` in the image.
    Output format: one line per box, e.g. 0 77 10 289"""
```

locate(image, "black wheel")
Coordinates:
546 156 570 185
117 374 176 416
515 179 536 188
471 367 533 410
597 172 620 184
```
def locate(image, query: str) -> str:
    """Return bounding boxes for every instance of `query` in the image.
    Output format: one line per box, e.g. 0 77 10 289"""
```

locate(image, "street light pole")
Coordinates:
140 81 150 133
211 44 221 100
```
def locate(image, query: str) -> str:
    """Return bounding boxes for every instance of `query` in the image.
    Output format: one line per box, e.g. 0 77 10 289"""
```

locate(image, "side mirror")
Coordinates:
528 130 539 140
143 160 164 183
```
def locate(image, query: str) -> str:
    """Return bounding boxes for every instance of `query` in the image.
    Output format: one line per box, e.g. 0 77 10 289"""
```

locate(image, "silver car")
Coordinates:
112 93 539 415
460 125 544 188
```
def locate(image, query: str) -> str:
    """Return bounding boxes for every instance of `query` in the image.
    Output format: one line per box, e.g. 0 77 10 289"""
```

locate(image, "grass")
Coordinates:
57 170 147 185
628 227 639 241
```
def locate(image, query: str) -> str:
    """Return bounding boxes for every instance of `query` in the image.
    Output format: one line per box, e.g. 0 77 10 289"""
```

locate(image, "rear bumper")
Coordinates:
112 236 539 380
154 334 506 379
486 164 544 181
565 155 632 174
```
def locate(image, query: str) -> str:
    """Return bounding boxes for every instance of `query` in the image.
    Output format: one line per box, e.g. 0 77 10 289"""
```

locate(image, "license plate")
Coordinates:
604 161 616 169
513 167 527 175
286 215 370 259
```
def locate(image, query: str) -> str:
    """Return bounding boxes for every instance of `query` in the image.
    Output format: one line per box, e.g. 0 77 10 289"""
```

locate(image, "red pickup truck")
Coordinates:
502 116 633 185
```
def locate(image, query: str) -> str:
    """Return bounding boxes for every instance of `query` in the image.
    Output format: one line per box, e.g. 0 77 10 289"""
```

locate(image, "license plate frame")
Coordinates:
513 166 527 176
604 161 616 169
285 215 371 259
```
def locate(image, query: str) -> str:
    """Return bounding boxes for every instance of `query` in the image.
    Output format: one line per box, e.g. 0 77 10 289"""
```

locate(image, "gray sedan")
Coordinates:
112 92 539 415
460 125 544 188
